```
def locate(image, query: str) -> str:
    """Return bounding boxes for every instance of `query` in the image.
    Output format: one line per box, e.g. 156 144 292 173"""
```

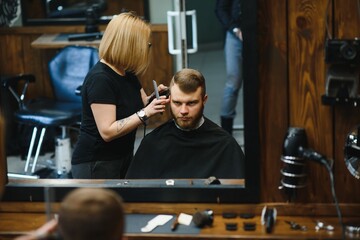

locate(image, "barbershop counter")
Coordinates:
1 202 360 239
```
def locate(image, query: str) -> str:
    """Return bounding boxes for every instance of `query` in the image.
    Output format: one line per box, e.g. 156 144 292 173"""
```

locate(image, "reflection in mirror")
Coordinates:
2 0 259 203
187 0 244 147
20 0 148 26
344 125 360 179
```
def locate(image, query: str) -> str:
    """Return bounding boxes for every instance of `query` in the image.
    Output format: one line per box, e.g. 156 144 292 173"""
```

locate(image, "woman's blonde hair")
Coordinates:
99 12 151 76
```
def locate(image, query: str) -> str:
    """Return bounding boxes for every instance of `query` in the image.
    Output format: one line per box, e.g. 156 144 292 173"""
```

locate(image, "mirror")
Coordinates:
186 1 244 144
2 0 259 203
344 125 360 179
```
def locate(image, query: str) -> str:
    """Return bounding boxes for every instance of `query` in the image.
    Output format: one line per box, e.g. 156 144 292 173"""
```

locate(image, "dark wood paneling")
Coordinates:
138 25 173 126
288 0 333 203
0 32 54 98
258 0 289 202
23 34 56 98
106 0 145 16
2 201 360 217
259 0 360 203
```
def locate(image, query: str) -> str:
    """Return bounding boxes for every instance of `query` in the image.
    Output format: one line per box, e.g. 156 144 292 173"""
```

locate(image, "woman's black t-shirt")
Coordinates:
72 61 143 165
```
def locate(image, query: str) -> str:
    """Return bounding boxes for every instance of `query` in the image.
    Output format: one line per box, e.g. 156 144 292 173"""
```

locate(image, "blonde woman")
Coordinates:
72 12 169 179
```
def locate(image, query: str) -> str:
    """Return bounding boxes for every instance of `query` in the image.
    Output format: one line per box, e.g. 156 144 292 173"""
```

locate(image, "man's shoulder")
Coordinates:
203 117 230 135
144 120 174 137
203 117 241 143
203 117 220 127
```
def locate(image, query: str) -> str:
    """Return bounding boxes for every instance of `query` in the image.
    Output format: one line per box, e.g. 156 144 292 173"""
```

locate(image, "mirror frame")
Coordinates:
2 0 259 203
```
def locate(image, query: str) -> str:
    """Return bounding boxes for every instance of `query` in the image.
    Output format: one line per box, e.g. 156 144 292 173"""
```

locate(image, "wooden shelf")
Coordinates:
321 95 360 107
31 33 101 49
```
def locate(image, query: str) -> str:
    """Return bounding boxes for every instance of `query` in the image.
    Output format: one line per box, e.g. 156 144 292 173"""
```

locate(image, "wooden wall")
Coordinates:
258 0 360 203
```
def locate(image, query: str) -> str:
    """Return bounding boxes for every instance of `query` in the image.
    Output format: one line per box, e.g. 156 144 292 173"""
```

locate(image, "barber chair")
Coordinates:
1 46 99 176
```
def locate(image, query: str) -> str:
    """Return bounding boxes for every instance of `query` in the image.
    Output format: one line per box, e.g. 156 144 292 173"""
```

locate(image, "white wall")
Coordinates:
148 0 173 24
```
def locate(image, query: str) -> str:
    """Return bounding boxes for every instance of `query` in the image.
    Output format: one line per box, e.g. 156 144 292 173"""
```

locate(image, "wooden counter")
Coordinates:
1 202 359 239
31 33 101 49
1 181 360 239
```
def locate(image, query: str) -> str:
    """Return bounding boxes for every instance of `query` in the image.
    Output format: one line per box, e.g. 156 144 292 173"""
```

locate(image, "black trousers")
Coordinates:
71 152 132 179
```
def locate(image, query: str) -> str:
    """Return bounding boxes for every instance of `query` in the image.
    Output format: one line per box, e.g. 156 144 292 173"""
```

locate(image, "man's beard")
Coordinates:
171 106 204 130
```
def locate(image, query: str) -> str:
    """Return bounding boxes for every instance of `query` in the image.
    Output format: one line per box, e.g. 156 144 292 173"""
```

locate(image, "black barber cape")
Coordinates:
125 117 245 179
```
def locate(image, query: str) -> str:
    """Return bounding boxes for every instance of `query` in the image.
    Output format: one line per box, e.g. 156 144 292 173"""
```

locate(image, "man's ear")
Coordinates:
203 94 208 104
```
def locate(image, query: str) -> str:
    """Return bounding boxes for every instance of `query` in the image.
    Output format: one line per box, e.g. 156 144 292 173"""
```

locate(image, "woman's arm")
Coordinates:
91 96 169 142
14 219 58 240
91 104 142 142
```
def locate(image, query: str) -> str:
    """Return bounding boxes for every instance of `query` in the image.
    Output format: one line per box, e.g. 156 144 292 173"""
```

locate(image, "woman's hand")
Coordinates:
15 219 58 240
142 84 170 106
144 95 170 117
157 84 169 94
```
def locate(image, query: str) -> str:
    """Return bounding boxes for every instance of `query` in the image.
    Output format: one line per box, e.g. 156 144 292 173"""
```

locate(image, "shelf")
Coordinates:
321 95 360 107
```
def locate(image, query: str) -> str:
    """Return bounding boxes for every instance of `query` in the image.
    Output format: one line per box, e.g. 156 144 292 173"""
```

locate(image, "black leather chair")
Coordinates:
1 45 99 174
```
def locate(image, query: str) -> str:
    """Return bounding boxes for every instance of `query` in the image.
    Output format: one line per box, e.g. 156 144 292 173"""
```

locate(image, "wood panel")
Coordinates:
139 24 173 126
0 31 55 98
258 0 288 202
1 201 360 217
105 0 146 16
258 0 360 204
287 0 333 203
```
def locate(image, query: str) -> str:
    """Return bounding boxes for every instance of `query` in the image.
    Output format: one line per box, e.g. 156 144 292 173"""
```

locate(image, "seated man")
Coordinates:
126 68 245 179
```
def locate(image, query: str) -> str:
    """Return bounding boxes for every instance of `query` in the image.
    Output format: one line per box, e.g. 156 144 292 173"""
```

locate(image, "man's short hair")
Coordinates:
58 188 125 240
170 68 206 97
